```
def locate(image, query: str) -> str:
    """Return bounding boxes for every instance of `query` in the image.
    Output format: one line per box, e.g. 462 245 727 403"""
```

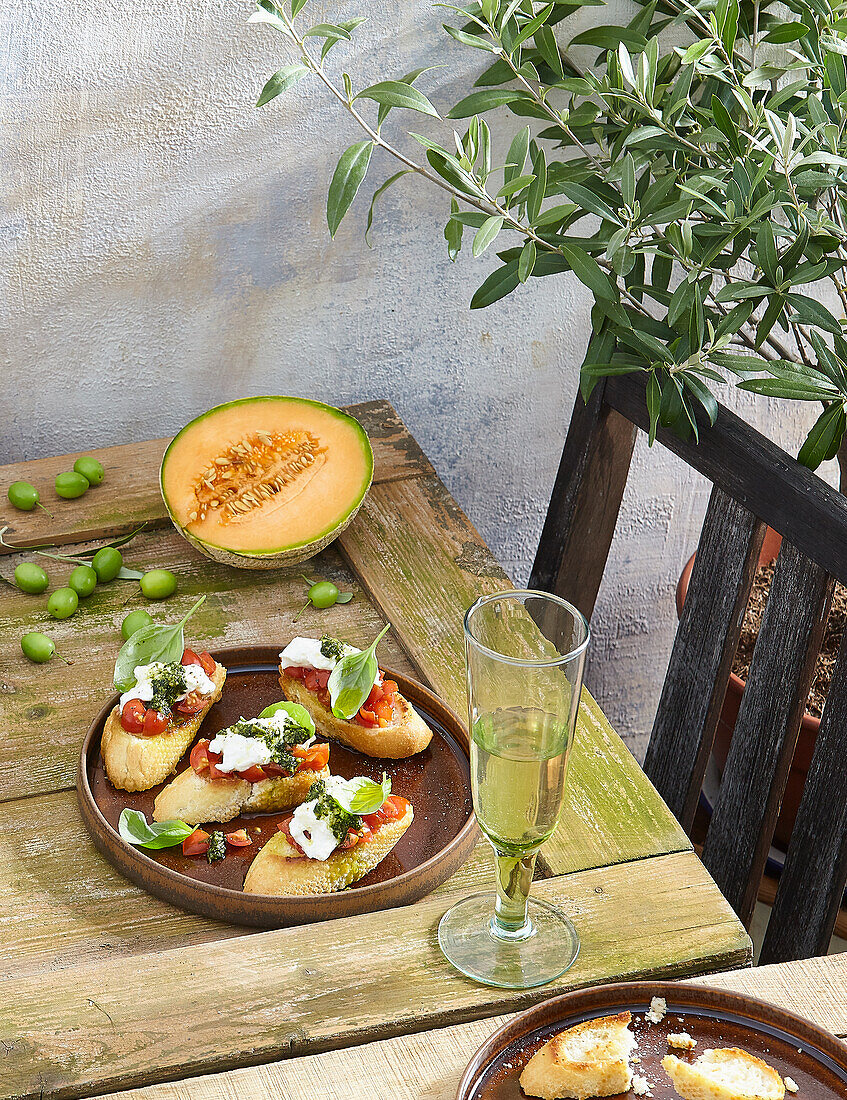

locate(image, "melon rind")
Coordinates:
159 397 374 570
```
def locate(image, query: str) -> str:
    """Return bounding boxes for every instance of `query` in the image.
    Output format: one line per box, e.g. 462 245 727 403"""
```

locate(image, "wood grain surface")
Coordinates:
0 849 749 1100
644 488 766 830
0 400 433 552
529 378 638 619
0 401 750 1100
701 539 833 926
89 954 845 1100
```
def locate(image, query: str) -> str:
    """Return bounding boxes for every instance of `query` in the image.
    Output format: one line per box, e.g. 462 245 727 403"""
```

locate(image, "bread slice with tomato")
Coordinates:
153 711 331 825
277 635 432 759
243 775 412 895
102 649 226 793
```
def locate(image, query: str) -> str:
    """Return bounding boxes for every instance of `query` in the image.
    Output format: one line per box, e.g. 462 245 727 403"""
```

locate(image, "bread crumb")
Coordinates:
632 1055 641 1063
645 997 667 1024
631 1073 652 1096
668 1032 697 1050
785 1077 799 1093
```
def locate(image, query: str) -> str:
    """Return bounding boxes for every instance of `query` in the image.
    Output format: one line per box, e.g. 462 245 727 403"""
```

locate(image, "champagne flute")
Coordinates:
438 590 589 989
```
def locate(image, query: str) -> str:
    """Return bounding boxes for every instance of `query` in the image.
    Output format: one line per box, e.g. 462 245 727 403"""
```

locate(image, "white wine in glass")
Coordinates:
438 590 588 989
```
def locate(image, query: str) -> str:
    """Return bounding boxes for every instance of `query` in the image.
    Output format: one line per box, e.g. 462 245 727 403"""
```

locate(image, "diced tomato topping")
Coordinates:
356 706 379 727
262 761 290 777
174 690 206 717
181 648 201 667
199 651 216 677
277 815 306 856
363 795 409 830
142 708 169 736
225 829 252 847
284 665 306 680
120 699 146 734
381 680 398 697
236 764 268 783
190 739 211 773
207 754 231 782
291 742 329 771
182 828 209 856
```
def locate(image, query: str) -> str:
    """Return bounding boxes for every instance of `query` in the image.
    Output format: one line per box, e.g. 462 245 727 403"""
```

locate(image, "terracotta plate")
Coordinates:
77 645 477 927
457 981 847 1100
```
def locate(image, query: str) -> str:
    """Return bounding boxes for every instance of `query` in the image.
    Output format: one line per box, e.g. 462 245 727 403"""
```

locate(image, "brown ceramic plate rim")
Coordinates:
456 980 847 1100
77 645 478 924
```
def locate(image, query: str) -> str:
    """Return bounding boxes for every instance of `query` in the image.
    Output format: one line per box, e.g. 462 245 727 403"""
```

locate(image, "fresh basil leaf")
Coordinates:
113 595 206 692
330 773 392 814
335 591 354 604
258 700 316 736
328 623 390 719
118 808 194 849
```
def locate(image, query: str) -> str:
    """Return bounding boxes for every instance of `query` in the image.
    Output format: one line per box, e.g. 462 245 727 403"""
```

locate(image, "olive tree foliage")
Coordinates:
250 0 847 467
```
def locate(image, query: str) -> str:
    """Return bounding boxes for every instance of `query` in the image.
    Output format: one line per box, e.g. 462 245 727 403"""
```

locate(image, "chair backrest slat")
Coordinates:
699 540 832 925
644 487 765 832
761 636 847 963
530 378 637 618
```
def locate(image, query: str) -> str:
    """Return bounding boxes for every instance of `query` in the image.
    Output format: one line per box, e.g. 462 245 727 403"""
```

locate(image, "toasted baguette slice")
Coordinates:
101 663 226 793
662 1049 785 1100
278 669 432 758
243 802 413 895
520 1012 636 1100
153 761 330 824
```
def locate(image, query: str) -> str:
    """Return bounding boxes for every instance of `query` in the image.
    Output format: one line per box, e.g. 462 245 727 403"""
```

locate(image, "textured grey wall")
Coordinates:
0 0 827 755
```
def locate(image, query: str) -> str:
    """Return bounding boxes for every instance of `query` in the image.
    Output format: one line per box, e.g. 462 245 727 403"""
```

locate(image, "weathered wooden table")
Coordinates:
0 402 750 1100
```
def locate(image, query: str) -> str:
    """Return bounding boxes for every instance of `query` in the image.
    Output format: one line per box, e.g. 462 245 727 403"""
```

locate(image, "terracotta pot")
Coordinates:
676 527 817 851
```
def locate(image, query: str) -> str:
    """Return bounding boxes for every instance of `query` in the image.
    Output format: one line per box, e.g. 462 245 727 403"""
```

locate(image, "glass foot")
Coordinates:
437 893 580 989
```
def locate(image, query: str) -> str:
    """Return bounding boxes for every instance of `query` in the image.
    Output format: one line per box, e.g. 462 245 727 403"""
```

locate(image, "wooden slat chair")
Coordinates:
531 372 847 964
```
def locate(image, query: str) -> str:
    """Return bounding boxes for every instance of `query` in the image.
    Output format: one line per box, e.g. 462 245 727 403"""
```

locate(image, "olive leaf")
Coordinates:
327 141 373 237
328 623 390 719
113 595 206 692
118 809 195 849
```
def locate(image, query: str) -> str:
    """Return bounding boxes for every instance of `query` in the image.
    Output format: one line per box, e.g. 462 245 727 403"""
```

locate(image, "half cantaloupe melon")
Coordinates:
160 397 373 569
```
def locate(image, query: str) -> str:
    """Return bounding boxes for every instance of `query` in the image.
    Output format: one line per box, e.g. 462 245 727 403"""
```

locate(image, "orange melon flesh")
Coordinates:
160 397 373 568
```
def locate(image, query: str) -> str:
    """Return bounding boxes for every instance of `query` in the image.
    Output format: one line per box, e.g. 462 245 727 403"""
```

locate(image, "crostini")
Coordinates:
102 648 226 792
243 773 412 895
153 701 330 824
278 634 432 758
662 1049 786 1100
520 1012 637 1100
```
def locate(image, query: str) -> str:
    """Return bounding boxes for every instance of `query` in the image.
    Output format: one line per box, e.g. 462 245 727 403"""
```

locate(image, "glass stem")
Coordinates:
491 847 537 940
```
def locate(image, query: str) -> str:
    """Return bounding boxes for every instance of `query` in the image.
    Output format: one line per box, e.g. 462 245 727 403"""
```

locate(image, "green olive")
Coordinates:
73 456 104 486
121 608 153 641
55 471 90 499
139 569 178 600
47 587 79 619
8 481 40 511
21 632 56 663
92 546 122 582
14 562 49 594
68 564 98 598
308 580 340 609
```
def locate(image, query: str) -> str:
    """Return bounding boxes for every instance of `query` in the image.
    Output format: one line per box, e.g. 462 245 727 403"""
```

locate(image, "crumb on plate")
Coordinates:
645 997 667 1024
667 1032 696 1050
631 1073 652 1096
785 1077 799 1093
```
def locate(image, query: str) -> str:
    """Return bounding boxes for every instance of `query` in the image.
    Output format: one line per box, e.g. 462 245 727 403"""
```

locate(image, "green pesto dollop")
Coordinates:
308 778 362 845
149 663 188 714
206 831 226 863
320 634 347 662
